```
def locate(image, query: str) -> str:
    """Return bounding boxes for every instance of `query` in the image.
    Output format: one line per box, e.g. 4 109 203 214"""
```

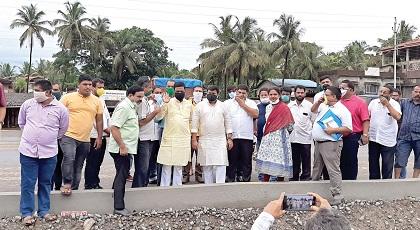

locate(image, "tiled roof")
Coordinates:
381 39 420 52
5 93 32 108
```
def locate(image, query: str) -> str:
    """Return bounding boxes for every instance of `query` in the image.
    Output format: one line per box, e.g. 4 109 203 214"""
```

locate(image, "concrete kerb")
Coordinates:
0 180 419 217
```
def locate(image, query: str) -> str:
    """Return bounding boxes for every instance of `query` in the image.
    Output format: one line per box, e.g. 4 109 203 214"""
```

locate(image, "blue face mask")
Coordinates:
228 92 236 99
154 94 163 105
281 95 290 103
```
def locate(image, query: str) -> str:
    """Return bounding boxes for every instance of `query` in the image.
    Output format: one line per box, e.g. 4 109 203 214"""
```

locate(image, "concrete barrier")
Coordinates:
1 180 419 217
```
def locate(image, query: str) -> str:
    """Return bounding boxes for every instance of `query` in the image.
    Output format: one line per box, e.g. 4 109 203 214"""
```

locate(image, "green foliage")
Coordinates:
14 78 27 93
0 63 16 78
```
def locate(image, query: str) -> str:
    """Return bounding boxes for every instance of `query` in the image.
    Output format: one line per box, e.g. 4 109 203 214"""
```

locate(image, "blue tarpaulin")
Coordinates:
154 77 202 88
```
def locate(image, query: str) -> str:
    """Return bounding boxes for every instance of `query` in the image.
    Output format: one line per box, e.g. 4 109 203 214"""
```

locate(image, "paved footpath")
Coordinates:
0 129 415 192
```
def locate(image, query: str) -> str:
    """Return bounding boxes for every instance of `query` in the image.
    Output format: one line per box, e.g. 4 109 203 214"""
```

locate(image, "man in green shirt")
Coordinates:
109 85 144 216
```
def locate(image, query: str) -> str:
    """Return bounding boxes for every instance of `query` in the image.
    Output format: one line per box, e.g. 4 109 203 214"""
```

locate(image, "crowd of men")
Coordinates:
11 73 420 224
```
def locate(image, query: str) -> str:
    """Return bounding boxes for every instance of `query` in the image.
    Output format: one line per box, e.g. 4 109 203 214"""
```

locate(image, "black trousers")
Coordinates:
51 141 63 190
110 152 130 210
368 141 396 179
148 140 162 185
84 138 106 188
226 139 254 182
291 143 312 180
340 133 361 180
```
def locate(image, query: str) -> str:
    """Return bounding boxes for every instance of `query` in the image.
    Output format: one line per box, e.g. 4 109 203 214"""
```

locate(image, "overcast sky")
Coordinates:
1 0 419 71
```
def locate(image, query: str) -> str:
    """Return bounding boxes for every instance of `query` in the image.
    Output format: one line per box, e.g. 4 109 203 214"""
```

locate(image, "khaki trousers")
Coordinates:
312 140 343 196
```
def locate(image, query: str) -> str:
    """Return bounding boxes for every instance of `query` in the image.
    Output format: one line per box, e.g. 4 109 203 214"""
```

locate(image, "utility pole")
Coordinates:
393 17 398 88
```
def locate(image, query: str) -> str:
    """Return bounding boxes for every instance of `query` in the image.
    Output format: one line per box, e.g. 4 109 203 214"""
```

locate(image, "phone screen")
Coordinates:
283 194 315 211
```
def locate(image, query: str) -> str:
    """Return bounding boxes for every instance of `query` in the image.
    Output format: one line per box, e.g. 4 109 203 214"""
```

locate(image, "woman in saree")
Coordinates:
255 87 294 182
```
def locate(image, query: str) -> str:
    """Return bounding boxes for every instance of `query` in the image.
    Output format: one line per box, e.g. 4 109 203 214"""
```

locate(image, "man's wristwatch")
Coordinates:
362 133 368 137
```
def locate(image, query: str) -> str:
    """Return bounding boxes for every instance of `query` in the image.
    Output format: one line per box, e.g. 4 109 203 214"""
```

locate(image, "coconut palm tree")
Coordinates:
269 14 304 85
292 42 324 80
10 4 53 92
378 20 417 47
53 1 90 53
87 17 114 73
112 43 144 80
0 63 17 78
199 16 268 86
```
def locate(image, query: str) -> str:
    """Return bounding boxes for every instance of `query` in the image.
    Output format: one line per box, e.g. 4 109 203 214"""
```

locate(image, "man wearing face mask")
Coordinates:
312 86 352 204
280 87 292 104
368 85 401 179
148 87 164 185
108 85 143 216
59 75 103 195
84 78 111 189
257 88 270 150
225 84 259 182
183 86 205 183
288 85 313 181
18 80 69 225
339 80 370 180
132 77 161 188
311 76 333 113
191 85 233 184
51 83 62 101
156 82 193 186
226 85 237 101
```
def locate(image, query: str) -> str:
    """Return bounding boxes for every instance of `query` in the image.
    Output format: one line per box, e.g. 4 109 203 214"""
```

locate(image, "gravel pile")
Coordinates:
1 197 419 230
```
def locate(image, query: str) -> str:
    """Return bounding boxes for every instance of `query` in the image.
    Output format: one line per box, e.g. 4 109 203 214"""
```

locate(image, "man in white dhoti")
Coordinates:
156 82 193 186
191 85 233 184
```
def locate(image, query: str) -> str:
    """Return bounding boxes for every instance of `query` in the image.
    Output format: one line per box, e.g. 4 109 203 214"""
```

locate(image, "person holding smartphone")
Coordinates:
251 192 351 230
368 85 401 179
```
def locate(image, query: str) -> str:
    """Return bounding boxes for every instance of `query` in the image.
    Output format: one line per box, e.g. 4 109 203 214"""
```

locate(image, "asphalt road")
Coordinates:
0 129 415 192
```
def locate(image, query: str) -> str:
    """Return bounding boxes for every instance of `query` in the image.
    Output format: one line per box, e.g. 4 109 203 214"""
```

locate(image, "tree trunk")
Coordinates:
282 51 289 87
27 35 33 93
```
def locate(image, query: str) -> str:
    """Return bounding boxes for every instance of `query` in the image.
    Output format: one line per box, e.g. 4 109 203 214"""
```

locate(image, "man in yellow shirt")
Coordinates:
156 82 193 186
59 75 103 195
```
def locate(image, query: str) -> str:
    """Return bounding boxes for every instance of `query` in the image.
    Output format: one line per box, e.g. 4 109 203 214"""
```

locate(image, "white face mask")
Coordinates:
260 97 270 104
193 91 203 103
271 99 280 104
340 89 348 96
228 92 236 99
34 91 49 103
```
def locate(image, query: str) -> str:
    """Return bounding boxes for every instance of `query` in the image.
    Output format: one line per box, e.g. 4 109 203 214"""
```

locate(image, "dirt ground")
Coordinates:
1 198 419 230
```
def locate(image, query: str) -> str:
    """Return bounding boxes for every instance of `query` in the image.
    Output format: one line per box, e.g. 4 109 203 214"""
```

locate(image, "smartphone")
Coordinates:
283 194 315 211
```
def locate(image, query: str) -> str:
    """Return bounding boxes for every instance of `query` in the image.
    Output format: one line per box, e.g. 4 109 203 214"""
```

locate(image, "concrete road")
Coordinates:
0 129 415 192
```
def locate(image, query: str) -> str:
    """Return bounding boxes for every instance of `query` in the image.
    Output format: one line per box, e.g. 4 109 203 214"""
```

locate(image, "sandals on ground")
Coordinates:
42 213 58 222
22 216 36 226
60 185 72 196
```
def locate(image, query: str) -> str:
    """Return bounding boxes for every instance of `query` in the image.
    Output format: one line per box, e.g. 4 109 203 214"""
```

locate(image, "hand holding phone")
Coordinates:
282 194 315 211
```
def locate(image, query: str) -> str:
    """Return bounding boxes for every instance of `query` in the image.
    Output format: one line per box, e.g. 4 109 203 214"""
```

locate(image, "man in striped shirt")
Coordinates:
394 85 420 179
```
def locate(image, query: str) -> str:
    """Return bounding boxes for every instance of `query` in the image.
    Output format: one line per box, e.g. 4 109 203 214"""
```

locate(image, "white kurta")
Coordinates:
191 100 233 166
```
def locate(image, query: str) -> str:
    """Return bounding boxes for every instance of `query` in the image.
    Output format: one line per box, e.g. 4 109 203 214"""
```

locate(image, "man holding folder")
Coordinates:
311 86 352 205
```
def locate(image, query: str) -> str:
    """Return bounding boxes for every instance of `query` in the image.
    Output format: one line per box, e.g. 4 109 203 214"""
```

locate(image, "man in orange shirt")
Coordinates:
59 75 103 195
339 80 370 180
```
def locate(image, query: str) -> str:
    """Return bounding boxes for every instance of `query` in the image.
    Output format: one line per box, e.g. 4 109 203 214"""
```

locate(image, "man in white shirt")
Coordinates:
311 75 333 113
311 86 352 205
191 85 233 184
148 87 164 185
225 84 259 182
84 78 111 190
368 85 401 179
133 79 161 188
288 85 313 181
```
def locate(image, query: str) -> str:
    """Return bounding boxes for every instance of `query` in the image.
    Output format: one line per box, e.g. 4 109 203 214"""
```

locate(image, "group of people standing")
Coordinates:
255 76 420 205
15 73 420 224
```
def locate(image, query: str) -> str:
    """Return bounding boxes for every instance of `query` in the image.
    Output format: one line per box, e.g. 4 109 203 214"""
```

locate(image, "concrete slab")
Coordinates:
1 180 419 217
